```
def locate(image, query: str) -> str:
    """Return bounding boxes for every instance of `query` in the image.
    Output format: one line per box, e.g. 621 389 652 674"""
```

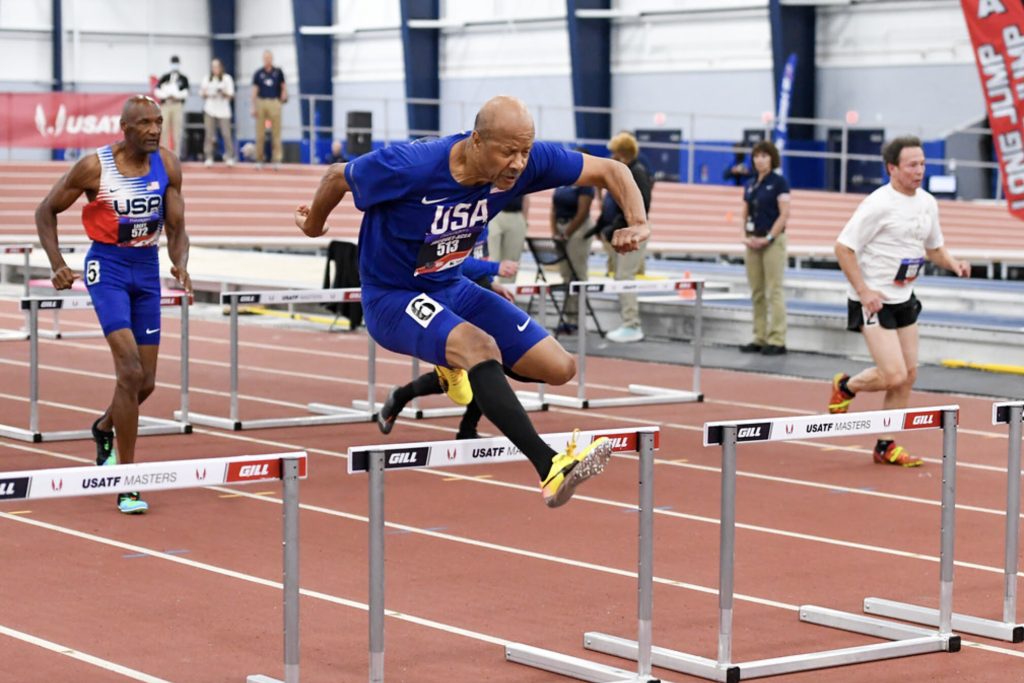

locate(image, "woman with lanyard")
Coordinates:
739 140 790 356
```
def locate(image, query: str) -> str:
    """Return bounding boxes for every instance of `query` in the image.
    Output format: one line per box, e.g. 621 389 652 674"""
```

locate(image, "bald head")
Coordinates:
473 96 534 141
122 95 160 122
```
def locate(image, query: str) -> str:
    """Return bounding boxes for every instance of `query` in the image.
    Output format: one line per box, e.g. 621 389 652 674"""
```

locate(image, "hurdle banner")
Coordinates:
517 278 705 410
0 293 192 443
863 400 1024 643
347 426 658 473
704 406 951 446
180 287 377 431
584 405 961 682
349 282 551 421
348 427 662 683
0 452 307 683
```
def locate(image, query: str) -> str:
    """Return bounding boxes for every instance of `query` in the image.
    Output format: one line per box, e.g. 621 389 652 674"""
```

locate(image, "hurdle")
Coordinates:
0 451 306 683
584 405 961 681
860 401 1023 642
0 293 192 442
0 244 99 341
518 278 705 409
346 426 661 683
348 282 551 420
181 287 377 431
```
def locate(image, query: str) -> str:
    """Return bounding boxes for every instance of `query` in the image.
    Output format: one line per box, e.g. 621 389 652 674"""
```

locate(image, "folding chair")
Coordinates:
524 237 604 338
322 240 363 331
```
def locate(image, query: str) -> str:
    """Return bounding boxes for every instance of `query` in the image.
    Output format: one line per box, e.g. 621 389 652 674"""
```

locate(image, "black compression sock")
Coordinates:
468 360 556 479
839 376 855 398
458 400 483 437
394 371 443 407
504 367 544 385
875 439 893 453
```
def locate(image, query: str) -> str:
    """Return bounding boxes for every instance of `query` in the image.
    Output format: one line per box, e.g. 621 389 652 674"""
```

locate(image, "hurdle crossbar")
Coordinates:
0 452 306 683
862 401 1024 643
518 279 704 410
0 293 192 442
346 427 661 683
585 405 961 682
181 287 376 431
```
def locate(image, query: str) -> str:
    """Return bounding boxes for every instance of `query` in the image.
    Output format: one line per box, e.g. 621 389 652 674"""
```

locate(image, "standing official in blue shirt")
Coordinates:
251 50 287 169
739 140 790 355
295 96 650 509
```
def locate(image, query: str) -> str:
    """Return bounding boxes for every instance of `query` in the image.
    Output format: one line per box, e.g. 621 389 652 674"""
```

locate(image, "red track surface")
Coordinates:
0 162 1017 252
0 305 1021 682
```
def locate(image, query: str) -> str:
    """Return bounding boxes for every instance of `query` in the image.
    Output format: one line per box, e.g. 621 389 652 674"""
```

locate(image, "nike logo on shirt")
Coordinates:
421 195 450 205
516 319 530 332
146 327 160 335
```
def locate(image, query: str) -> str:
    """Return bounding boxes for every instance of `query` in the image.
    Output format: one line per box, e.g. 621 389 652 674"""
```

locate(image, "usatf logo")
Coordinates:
34 103 120 138
50 478 63 492
195 468 207 481
883 417 892 427
785 424 795 435
446 448 457 461
0 477 30 500
903 410 941 430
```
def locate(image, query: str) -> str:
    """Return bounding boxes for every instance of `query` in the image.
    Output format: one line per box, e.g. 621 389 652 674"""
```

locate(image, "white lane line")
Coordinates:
0 623 172 682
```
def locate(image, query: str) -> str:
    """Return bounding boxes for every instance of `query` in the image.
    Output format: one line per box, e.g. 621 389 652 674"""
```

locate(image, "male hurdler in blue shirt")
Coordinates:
295 96 650 508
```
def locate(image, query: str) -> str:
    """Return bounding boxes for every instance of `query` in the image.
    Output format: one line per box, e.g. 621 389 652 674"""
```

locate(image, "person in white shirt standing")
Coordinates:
828 135 970 467
200 58 236 166
155 55 189 157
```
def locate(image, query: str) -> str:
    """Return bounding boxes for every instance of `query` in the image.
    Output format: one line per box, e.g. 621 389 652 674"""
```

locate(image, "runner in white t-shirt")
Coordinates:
828 136 970 467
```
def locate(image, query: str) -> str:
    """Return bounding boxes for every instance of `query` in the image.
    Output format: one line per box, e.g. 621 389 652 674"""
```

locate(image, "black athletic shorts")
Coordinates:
847 293 922 331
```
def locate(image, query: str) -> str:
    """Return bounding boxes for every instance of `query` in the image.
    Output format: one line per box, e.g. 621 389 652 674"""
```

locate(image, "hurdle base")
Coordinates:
519 385 701 410
0 416 190 443
37 329 104 340
179 408 371 432
863 597 1024 643
586 608 958 682
352 396 546 420
0 329 29 342
505 642 661 683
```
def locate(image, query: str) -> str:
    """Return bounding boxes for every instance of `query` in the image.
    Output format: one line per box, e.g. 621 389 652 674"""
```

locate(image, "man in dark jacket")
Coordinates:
591 132 652 343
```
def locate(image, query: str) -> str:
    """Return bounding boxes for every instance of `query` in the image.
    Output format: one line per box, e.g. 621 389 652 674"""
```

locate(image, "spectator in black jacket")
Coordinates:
594 132 653 343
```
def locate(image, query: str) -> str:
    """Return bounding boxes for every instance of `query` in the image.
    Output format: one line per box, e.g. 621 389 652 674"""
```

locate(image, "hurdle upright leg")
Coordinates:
507 429 660 682
369 450 386 683
864 403 1024 642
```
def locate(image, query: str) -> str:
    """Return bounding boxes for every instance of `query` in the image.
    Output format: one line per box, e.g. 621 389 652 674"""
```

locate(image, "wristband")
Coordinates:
766 234 775 244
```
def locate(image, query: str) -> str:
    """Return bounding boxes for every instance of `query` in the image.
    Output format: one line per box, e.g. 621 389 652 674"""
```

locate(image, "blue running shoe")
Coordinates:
117 492 148 514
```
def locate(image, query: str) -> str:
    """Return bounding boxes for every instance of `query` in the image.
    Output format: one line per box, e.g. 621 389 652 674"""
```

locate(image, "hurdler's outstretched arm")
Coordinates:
294 162 351 237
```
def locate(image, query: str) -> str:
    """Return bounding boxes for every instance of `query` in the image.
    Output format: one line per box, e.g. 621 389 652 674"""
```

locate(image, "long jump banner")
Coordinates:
960 1 1024 219
0 92 132 148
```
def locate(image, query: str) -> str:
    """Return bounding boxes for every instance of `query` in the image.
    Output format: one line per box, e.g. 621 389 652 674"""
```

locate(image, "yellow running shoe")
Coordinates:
828 372 855 414
435 366 473 406
541 429 613 508
874 443 923 467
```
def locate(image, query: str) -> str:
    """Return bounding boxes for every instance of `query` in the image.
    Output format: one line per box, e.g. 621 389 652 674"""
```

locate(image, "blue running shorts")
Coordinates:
363 277 548 368
84 242 162 345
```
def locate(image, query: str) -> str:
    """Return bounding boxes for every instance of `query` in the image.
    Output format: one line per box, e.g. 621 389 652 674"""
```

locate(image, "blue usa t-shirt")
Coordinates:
344 132 583 291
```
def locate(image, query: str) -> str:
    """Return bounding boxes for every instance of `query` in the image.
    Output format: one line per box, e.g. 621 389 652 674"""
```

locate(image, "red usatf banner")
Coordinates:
960 1 1024 219
0 92 133 148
